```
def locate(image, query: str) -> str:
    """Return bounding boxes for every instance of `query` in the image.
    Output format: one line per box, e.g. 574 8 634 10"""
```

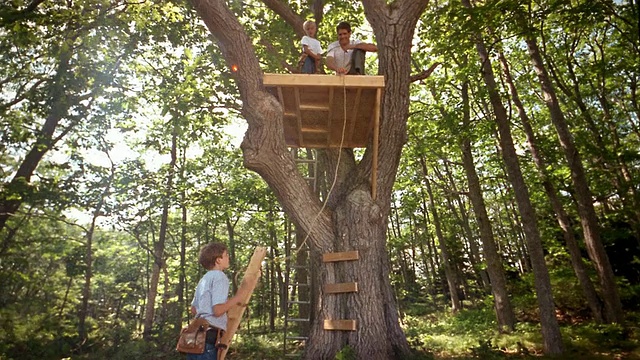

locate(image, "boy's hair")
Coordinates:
303 20 315 33
199 242 228 270
336 21 351 33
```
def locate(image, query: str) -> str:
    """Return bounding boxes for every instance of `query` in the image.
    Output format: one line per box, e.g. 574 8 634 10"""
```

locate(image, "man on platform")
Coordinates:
326 21 377 75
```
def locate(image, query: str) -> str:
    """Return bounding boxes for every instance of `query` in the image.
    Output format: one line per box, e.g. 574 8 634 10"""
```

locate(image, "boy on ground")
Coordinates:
188 242 249 360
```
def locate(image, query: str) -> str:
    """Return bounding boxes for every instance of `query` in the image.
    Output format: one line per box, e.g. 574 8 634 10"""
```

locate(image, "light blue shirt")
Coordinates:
191 270 230 330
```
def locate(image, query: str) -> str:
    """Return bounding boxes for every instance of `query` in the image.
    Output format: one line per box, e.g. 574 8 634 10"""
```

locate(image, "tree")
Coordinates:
460 0 564 354
459 81 517 331
496 42 605 323
525 26 624 325
0 0 134 235
420 161 462 312
78 150 116 344
189 0 428 358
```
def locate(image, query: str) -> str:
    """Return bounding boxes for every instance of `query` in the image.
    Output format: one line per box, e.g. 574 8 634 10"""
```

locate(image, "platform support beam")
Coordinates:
372 88 381 200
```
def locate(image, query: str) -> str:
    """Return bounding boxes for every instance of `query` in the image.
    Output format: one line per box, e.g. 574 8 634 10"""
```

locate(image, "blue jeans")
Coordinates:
302 56 316 74
186 342 217 360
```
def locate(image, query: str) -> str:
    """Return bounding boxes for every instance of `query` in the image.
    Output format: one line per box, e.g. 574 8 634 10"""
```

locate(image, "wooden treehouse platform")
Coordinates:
263 73 385 199
263 74 385 149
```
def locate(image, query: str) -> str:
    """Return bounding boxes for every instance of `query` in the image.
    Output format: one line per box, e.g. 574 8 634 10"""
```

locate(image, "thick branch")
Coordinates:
190 0 263 106
312 0 324 26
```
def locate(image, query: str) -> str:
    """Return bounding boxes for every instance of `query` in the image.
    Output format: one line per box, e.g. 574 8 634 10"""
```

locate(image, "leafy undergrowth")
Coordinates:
201 310 640 360
403 307 640 359
72 310 640 359
223 330 285 359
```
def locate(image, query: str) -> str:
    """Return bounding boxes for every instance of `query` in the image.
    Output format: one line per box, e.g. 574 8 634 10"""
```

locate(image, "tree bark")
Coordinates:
459 81 516 331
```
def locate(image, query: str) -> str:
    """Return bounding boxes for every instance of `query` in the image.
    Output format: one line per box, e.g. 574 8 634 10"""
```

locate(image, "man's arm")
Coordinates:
325 54 338 71
326 48 348 74
349 42 377 52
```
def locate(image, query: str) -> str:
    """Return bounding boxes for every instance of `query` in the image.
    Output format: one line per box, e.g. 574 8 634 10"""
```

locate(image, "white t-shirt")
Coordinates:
326 39 362 72
301 36 323 56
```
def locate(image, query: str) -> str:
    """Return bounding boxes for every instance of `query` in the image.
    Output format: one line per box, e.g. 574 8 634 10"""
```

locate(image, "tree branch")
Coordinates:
260 0 305 38
410 62 441 83
259 38 299 73
312 0 324 26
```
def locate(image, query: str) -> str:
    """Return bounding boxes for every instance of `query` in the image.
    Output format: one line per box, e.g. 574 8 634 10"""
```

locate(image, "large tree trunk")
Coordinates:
526 37 624 324
304 188 408 359
189 0 428 357
461 0 563 353
459 81 516 332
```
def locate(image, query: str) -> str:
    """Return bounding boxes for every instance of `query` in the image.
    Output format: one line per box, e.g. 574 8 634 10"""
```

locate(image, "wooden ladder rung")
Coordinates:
324 319 357 331
322 251 359 263
288 300 311 304
324 282 358 294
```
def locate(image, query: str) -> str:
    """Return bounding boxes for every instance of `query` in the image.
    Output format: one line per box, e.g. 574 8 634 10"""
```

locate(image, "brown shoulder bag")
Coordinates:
176 318 210 354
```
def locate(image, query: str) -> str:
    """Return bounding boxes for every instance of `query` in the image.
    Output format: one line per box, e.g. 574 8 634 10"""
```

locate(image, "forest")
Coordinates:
1 0 640 359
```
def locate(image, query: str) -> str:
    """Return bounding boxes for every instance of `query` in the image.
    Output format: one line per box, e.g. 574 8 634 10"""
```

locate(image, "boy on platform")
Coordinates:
300 20 323 73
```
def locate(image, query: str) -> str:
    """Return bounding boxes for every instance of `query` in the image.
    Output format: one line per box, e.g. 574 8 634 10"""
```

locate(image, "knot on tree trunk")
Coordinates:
241 91 286 168
346 189 381 222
